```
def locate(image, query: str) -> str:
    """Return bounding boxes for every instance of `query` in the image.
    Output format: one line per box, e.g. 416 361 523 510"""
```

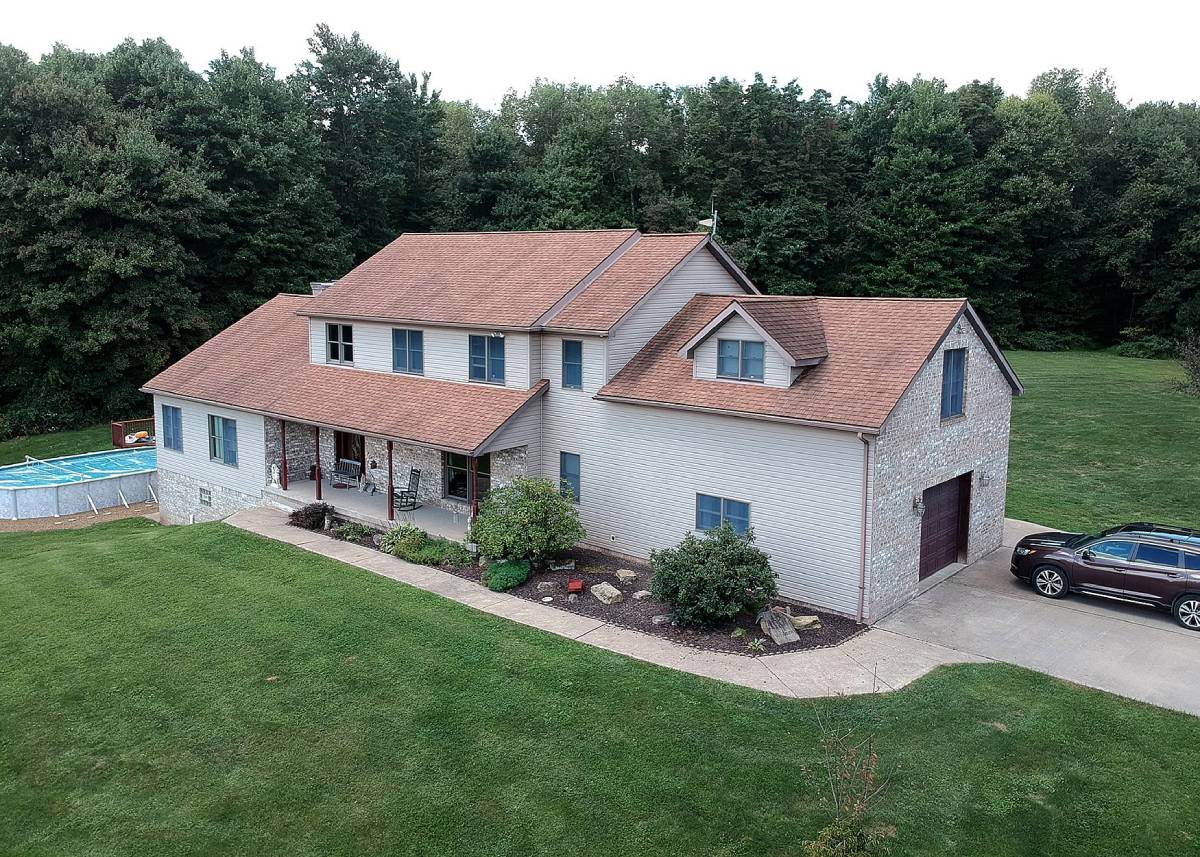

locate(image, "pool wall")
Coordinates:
1 471 159 520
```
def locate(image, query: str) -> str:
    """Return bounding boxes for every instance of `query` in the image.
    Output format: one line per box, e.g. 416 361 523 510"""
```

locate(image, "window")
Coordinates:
1088 540 1135 561
1132 544 1182 568
326 323 354 364
1185 552 1200 571
559 452 581 501
208 415 238 466
562 340 583 389
941 348 966 419
392 329 424 374
468 334 505 383
161 404 182 452
695 493 751 535
198 488 212 507
444 452 490 502
716 339 765 381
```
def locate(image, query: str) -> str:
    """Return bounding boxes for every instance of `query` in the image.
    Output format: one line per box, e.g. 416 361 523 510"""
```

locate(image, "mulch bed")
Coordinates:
306 515 864 657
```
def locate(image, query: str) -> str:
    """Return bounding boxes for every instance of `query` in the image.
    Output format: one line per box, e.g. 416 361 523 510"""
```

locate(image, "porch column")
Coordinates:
313 425 322 501
387 440 395 522
470 455 480 520
280 420 289 490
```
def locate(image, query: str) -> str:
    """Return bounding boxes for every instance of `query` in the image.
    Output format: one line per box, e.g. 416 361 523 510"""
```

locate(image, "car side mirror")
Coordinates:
1081 549 1095 561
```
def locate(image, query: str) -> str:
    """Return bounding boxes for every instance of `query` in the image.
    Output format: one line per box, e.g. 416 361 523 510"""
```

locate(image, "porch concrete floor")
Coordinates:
263 479 469 541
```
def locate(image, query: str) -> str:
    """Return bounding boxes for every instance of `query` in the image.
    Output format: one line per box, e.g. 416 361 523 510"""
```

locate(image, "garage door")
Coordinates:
919 474 971 579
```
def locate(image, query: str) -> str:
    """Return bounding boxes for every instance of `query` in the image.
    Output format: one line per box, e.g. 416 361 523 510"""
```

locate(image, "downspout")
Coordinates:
856 432 871 624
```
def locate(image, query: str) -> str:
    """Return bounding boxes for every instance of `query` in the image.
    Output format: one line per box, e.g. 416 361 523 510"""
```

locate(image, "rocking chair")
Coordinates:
393 468 422 511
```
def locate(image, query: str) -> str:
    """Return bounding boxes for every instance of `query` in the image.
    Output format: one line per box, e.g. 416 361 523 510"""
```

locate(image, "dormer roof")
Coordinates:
678 296 828 367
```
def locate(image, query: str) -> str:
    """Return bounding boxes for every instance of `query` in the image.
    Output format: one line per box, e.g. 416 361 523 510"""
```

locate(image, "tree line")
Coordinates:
2 25 1197 433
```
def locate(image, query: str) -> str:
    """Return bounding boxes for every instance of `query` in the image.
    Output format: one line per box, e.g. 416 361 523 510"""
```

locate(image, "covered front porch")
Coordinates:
264 478 470 541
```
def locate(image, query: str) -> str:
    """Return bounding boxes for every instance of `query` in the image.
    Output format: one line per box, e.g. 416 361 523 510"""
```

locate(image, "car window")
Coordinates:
1087 540 1135 561
1183 552 1200 571
1133 544 1182 568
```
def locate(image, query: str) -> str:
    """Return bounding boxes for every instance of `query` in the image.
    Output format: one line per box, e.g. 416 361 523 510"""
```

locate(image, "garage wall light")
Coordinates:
912 495 924 516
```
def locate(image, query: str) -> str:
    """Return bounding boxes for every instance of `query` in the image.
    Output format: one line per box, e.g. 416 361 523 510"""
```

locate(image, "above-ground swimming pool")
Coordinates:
0 448 158 520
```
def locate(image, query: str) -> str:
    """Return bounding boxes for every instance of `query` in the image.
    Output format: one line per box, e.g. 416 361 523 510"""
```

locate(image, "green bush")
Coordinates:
1012 329 1095 352
649 524 777 627
1112 327 1177 359
469 477 584 563
333 522 373 542
380 524 472 567
1178 330 1200 396
484 559 531 592
288 502 332 530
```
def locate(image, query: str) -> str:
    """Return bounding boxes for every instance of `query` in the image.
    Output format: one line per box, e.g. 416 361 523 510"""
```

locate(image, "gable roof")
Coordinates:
599 295 1020 432
299 229 638 328
680 296 828 366
143 294 547 454
547 234 753 332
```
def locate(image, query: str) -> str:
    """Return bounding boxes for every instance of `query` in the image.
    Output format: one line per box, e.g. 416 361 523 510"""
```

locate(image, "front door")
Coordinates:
919 474 971 579
1071 539 1136 596
334 431 365 470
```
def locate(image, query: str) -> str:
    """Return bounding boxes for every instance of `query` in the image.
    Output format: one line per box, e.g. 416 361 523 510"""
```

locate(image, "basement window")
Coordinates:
198 488 212 507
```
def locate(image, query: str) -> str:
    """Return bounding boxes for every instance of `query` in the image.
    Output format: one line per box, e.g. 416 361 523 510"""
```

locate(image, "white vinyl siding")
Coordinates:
153 394 267 497
606 248 745 379
693 315 791 387
538 332 866 616
308 318 532 388
478 399 542 465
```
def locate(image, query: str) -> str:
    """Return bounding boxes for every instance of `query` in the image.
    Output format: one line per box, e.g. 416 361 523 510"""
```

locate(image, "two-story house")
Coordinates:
143 228 1022 622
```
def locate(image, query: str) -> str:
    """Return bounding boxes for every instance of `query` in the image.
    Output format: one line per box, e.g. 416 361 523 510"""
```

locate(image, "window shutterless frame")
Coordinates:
207 415 238 466
559 451 580 501
716 339 765 381
161 404 182 452
695 493 750 535
468 334 505 384
326 323 354 364
562 340 583 389
392 328 424 374
941 348 966 419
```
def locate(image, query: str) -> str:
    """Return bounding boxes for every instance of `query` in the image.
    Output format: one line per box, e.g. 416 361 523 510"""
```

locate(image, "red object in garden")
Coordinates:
567 578 583 593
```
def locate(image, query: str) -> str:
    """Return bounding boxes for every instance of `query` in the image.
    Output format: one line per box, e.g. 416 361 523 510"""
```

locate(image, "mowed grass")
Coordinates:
0 423 111 466
2 520 1198 857
1006 350 1200 532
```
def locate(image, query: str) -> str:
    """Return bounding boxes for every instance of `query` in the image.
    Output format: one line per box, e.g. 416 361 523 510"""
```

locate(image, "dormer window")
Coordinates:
326 323 353 364
717 339 764 381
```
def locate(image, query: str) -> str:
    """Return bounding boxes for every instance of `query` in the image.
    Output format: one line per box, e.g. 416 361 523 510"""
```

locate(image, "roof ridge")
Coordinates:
398 228 640 237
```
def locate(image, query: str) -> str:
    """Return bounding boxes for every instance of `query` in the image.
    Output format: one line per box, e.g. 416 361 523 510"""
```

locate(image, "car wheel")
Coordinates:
1032 565 1068 599
1174 596 1200 631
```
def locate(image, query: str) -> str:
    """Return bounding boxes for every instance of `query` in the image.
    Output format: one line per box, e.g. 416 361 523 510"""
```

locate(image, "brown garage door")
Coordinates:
919 474 971 579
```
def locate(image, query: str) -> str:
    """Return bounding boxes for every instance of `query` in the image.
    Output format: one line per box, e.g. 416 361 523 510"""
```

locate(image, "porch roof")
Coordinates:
143 294 548 454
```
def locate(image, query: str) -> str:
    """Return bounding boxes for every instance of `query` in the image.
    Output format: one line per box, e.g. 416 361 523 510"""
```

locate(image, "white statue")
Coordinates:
269 463 280 488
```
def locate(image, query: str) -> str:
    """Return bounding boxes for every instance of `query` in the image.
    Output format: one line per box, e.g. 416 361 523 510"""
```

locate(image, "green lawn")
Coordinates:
1006 351 1200 532
0 423 112 466
2 520 1197 857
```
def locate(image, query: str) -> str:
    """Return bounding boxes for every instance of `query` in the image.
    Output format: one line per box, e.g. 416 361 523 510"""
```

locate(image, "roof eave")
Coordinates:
592 392 880 435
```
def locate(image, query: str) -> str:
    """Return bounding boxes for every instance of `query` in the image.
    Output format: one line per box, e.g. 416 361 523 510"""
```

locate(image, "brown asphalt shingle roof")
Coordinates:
299 229 638 328
734 297 829 362
548 233 710 331
143 294 547 453
599 295 972 431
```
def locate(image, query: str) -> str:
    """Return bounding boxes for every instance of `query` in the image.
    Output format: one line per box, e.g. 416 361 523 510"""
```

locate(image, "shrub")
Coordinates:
1012 329 1095 352
1179 330 1200 396
380 524 472 567
288 502 332 530
1112 326 1177 359
333 522 374 542
469 477 584 563
649 524 777 627
484 559 531 592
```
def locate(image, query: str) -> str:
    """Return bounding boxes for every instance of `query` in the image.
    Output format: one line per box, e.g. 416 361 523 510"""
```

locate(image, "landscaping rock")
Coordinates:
371 533 384 548
590 582 623 604
790 614 822 631
549 559 576 572
651 614 672 626
615 568 639 584
535 580 559 594
757 607 801 644
567 593 579 603
631 589 652 600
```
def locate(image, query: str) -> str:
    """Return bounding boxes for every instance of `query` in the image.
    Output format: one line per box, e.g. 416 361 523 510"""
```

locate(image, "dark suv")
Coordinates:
1011 523 1200 630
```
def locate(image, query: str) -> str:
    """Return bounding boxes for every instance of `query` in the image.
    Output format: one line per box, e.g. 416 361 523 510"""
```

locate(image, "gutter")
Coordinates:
856 432 871 623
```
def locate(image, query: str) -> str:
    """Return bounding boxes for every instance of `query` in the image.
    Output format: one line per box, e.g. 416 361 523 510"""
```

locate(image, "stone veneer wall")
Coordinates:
868 319 1014 621
490 446 527 490
158 468 261 525
263 418 319 486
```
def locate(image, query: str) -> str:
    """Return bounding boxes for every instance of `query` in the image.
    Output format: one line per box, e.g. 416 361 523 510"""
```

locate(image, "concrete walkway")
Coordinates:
227 506 983 699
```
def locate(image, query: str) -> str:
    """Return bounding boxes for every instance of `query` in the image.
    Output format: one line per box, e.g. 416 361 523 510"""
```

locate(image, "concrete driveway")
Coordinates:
879 520 1200 716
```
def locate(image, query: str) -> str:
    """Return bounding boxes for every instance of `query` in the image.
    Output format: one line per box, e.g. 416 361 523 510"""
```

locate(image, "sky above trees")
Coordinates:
5 0 1199 108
